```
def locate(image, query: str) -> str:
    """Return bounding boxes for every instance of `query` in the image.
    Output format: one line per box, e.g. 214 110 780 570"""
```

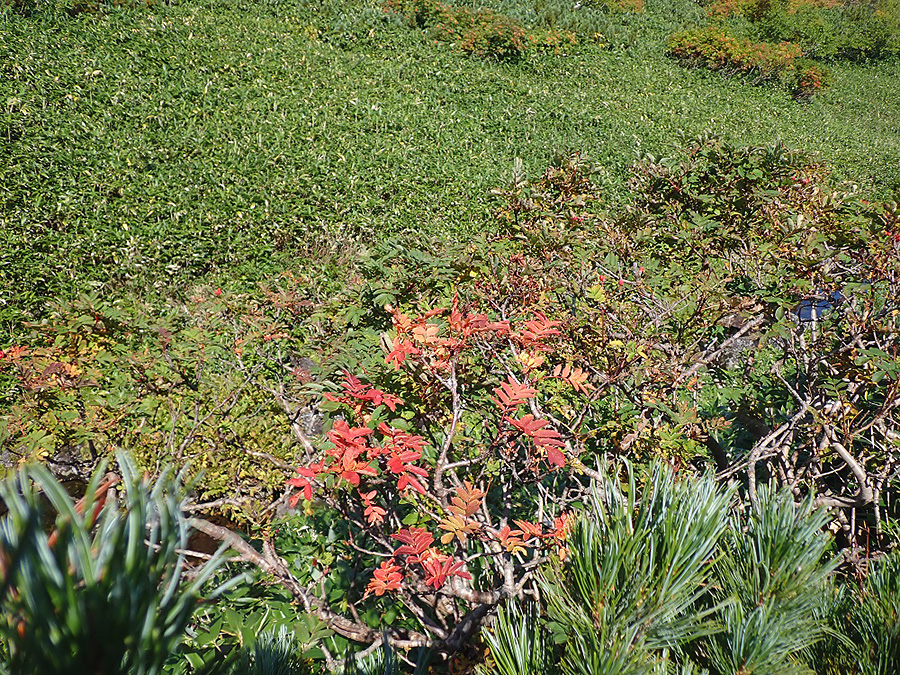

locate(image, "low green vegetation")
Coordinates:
1 0 900 671
703 0 900 60
1 0 899 343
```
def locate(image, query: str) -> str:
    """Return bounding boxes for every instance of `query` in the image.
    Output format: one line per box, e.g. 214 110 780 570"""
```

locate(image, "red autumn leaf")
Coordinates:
324 420 379 485
378 424 426 455
327 420 373 457
551 363 594 394
448 306 510 338
508 413 566 468
287 459 327 504
382 430 430 494
549 513 574 542
287 478 313 505
514 312 561 349
385 337 420 369
420 555 471 589
513 519 543 541
397 473 427 495
490 378 537 414
335 453 378 486
360 490 387 525
509 415 565 450
391 527 435 563
387 450 427 474
325 373 403 414
365 561 403 597
365 503 387 525
497 525 528 555
367 388 403 413
546 445 566 468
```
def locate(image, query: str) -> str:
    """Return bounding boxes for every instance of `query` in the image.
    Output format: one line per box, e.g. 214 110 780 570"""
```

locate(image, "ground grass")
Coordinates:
1 0 898 341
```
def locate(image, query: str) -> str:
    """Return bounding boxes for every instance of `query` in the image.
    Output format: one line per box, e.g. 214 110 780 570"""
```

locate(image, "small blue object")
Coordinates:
796 290 844 322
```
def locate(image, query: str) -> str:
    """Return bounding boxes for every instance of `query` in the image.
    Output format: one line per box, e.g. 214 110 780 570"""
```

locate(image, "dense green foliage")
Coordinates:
1 0 899 344
3 135 899 671
479 468 870 675
539 464 733 674
704 0 900 60
2 0 900 671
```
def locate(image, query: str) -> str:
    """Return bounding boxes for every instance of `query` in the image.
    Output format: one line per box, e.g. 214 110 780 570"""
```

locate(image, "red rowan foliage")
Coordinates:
391 527 436 563
365 561 403 597
496 525 528 555
513 312 562 350
279 305 579 653
491 378 537 414
509 414 567 468
438 481 485 544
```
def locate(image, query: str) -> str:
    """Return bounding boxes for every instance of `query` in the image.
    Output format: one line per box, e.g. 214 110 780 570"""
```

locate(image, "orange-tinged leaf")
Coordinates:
514 312 561 348
497 525 527 555
438 514 480 545
551 363 594 393
392 527 434 563
516 350 546 371
421 556 471 590
366 561 403 597
449 481 484 517
491 378 537 413
513 519 543 540
412 323 440 345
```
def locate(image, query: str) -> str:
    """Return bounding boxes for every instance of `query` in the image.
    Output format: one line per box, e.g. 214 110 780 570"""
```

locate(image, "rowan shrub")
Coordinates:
249 139 899 660
382 0 577 60
703 0 900 59
667 25 831 97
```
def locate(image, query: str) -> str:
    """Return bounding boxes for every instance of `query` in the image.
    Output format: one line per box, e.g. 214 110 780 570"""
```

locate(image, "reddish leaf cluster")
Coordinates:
287 379 429 507
385 527 473 591
509 414 566 468
291 304 579 608
385 301 509 371
496 515 571 557
366 560 403 597
513 312 561 350
491 378 537 414
438 481 485 544
324 372 402 418
551 363 594 394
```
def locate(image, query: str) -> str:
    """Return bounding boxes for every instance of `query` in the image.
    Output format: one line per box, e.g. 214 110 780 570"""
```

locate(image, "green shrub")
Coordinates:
690 487 840 674
836 551 900 674
382 0 578 60
0 453 234 675
478 603 552 675
480 473 844 675
480 462 733 675
703 0 900 59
